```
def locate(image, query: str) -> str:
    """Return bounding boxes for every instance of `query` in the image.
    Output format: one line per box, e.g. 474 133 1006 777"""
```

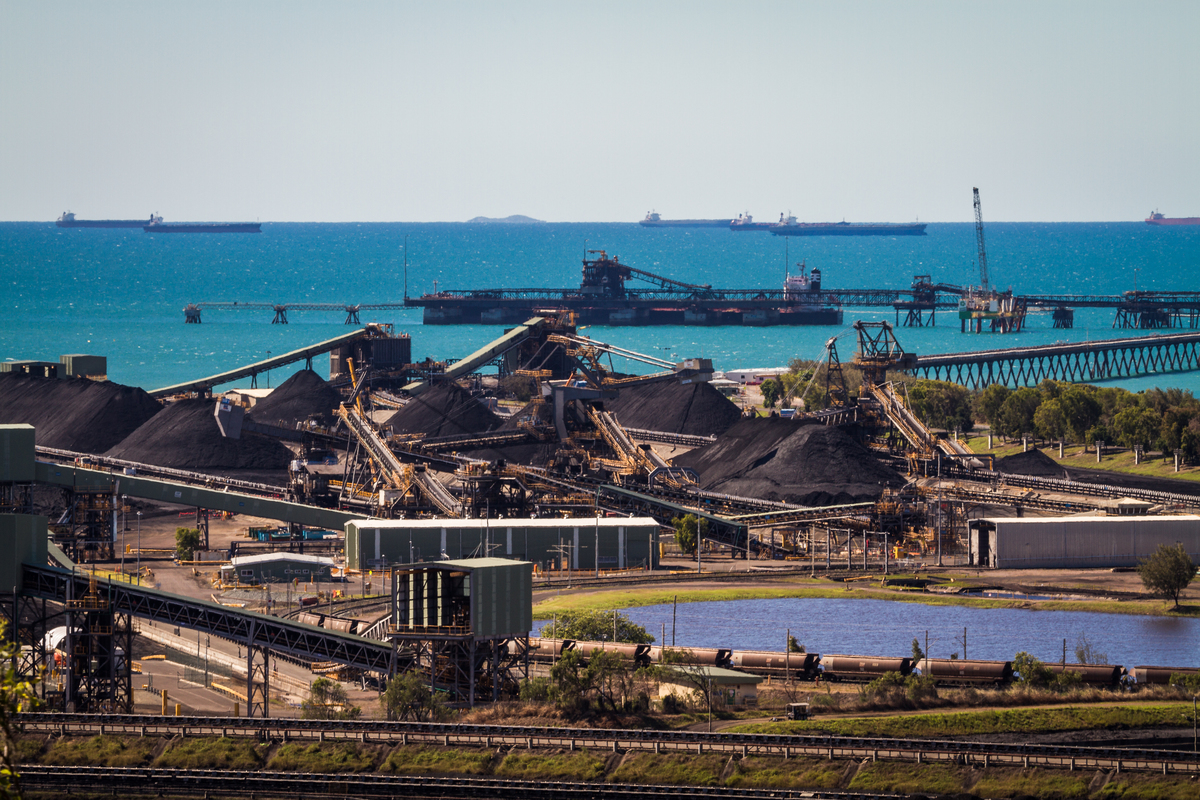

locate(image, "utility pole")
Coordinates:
672 595 677 647
595 511 600 578
136 511 142 586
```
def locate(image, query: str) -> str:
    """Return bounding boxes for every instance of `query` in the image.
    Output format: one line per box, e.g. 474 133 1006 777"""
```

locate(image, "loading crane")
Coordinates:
974 187 989 293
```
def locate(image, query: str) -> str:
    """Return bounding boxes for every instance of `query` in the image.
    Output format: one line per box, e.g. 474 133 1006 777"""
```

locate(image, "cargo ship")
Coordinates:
1145 211 1200 226
144 221 261 233
56 212 161 228
639 211 732 228
406 250 842 327
771 220 927 236
730 212 790 231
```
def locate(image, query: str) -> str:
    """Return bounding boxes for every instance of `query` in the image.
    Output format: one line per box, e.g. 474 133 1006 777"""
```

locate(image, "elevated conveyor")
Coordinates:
402 318 547 396
150 328 376 397
35 461 360 531
21 563 395 674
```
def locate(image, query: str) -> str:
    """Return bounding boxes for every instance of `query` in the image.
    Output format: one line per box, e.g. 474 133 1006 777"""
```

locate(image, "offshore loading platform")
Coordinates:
405 251 843 327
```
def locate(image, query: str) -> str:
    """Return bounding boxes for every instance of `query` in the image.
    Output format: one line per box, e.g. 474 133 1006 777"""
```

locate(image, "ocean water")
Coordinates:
2 221 1198 393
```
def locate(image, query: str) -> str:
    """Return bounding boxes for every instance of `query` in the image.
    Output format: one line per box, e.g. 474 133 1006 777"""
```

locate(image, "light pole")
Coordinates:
120 495 127 578
136 511 142 586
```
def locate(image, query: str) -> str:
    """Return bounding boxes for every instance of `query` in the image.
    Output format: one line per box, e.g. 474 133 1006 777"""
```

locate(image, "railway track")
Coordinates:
16 713 1200 775
17 764 907 799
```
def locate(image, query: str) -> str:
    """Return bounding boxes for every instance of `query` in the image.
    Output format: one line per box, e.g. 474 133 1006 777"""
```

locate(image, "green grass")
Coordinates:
533 582 1196 619
1095 774 1200 800
849 762 965 795
730 703 1194 738
607 752 727 786
153 737 266 770
722 756 845 790
497 750 607 781
965 435 1200 483
378 746 494 776
39 735 156 768
267 742 379 773
972 769 1092 799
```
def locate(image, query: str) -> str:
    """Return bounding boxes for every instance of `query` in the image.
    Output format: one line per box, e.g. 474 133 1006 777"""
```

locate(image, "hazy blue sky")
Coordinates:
3 1 1196 222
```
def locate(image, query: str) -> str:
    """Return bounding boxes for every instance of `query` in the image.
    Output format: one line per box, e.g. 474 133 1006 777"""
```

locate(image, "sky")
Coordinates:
2 1 1197 223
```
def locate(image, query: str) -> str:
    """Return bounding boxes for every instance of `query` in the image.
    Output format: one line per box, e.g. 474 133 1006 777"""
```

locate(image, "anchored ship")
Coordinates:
407 251 841 327
730 212 791 231
56 212 161 229
1145 211 1200 226
639 211 733 228
144 220 261 233
771 220 927 236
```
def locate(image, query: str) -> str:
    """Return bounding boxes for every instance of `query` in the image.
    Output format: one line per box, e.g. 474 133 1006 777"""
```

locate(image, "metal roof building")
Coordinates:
220 552 337 584
969 514 1200 569
344 516 660 572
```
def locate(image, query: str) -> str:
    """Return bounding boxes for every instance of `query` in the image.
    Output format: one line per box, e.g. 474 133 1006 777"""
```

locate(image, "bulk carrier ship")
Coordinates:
406 250 842 327
771 220 927 236
639 211 733 228
144 220 261 233
56 212 161 228
1145 211 1200 226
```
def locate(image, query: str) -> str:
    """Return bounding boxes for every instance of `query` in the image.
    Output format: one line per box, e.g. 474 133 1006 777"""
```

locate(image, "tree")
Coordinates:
175 527 202 561
1013 651 1053 686
1111 405 1162 450
910 638 924 664
975 384 1011 429
787 635 805 653
1059 386 1102 443
301 677 361 720
1033 399 1067 441
1137 543 1198 609
995 387 1042 439
0 621 40 799
760 378 781 409
540 610 654 644
654 648 722 712
548 647 639 713
1074 633 1108 665
381 670 448 721
908 380 974 433
672 514 705 556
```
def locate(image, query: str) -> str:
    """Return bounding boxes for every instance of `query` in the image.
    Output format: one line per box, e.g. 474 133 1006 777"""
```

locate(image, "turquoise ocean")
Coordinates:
2 221 1198 394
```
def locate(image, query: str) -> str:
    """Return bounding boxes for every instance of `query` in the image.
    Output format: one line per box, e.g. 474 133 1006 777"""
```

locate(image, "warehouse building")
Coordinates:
344 516 660 572
968 515 1200 569
220 552 337 584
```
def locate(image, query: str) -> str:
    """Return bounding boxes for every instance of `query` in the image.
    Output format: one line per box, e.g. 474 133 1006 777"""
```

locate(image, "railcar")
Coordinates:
920 658 1012 685
1131 665 1200 685
1046 663 1124 687
728 650 821 680
645 646 732 668
819 655 912 682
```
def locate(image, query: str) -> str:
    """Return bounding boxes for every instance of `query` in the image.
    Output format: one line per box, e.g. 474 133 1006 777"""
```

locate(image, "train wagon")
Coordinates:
529 637 575 660
1131 665 1200 685
1047 664 1124 687
820 655 912 682
921 658 1012 685
297 612 325 628
646 646 733 668
728 650 821 680
570 640 650 665
324 616 360 635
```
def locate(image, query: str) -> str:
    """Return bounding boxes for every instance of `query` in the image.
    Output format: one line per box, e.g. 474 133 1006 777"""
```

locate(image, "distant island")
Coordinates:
466 215 545 224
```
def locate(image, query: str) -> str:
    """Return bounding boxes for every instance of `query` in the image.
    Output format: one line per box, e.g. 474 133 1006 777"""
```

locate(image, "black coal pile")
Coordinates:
468 400 559 465
387 383 501 438
246 369 341 428
106 398 293 470
673 417 905 506
0 373 162 453
993 448 1068 479
605 381 742 436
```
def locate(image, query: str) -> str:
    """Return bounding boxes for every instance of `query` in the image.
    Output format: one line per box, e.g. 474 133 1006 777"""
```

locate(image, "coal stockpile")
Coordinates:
387 383 501 438
106 398 293 470
604 380 742 436
468 400 558 465
993 448 1068 479
246 369 341 428
673 417 905 506
0 373 162 453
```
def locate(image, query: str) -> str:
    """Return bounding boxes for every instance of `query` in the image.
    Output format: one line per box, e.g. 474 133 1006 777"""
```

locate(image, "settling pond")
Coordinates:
536 598 1200 669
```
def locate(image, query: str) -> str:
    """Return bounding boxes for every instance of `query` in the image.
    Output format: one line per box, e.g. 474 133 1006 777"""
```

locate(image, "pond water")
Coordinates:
536 598 1200 669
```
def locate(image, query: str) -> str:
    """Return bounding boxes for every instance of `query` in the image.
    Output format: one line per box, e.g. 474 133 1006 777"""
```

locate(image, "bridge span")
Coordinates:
909 331 1200 388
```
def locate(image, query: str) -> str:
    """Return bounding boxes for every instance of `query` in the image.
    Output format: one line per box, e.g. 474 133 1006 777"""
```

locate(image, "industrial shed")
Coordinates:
968 515 1200 569
344 516 660 572
220 552 337 584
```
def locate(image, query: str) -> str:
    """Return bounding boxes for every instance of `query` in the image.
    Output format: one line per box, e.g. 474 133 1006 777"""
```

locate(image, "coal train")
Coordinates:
529 638 1197 688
